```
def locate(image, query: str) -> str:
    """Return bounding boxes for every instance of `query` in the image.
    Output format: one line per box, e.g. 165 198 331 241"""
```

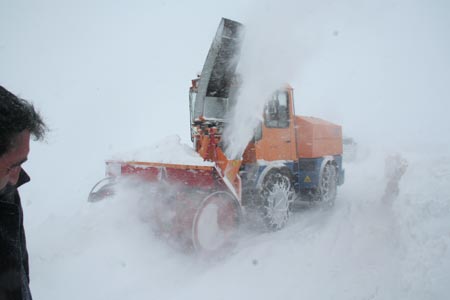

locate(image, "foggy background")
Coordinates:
1 0 450 299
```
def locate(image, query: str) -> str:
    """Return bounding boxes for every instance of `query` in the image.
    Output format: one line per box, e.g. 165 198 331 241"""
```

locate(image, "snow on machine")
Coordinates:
88 18 345 255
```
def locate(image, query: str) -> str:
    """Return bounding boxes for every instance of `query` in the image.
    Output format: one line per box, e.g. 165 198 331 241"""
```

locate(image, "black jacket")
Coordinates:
0 170 32 300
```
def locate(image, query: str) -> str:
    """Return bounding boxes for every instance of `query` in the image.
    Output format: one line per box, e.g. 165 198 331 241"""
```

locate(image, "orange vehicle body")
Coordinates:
296 116 343 158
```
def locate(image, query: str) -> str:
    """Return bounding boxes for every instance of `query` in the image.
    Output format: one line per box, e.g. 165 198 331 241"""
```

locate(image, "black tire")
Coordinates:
318 163 337 206
259 170 294 231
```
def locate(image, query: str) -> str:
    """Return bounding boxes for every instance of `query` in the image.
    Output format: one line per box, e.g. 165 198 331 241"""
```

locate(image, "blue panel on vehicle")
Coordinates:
297 157 322 189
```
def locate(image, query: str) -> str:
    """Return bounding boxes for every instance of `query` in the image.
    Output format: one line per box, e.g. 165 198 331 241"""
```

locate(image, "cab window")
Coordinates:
264 91 290 128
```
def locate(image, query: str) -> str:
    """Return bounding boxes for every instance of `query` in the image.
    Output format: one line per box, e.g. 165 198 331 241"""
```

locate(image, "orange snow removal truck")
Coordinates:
89 18 344 255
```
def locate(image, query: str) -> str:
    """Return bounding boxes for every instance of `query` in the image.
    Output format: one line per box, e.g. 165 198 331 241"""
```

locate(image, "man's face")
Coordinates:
0 130 30 191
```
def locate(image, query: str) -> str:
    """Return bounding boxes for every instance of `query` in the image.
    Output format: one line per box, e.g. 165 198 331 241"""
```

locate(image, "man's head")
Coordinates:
0 85 47 190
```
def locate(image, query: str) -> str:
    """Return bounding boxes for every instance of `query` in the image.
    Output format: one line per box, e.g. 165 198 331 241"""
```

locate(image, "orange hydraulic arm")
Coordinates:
196 127 242 200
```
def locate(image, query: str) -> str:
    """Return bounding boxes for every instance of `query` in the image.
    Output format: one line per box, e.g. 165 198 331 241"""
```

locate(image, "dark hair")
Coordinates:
0 85 48 156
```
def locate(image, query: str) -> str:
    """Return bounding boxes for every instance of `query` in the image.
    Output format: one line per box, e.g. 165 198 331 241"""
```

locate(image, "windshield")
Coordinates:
190 89 229 122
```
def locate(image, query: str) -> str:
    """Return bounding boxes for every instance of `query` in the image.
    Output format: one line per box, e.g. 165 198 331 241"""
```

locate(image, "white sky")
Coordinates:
2 0 449 147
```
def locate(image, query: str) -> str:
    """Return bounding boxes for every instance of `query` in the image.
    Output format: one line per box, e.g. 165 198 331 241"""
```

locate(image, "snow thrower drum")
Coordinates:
88 160 242 255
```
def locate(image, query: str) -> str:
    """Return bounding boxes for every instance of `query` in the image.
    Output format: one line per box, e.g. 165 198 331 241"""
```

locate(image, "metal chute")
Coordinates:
193 18 244 121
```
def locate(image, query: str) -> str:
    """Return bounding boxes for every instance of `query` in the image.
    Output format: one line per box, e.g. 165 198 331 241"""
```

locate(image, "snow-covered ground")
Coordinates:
1 0 450 299
27 146 450 300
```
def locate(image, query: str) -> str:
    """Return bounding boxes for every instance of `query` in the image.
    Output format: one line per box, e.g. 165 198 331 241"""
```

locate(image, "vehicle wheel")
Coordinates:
192 191 241 256
260 171 294 231
318 163 337 206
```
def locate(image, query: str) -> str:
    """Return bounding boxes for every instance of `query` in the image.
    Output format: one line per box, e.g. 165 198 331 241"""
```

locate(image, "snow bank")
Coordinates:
395 154 450 298
111 135 214 166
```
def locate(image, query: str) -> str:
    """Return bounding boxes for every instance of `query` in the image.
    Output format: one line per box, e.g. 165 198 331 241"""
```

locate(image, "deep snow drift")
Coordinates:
27 144 450 300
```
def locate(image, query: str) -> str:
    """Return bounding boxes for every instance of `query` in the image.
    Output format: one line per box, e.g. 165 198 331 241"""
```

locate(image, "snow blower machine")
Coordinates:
88 18 345 255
